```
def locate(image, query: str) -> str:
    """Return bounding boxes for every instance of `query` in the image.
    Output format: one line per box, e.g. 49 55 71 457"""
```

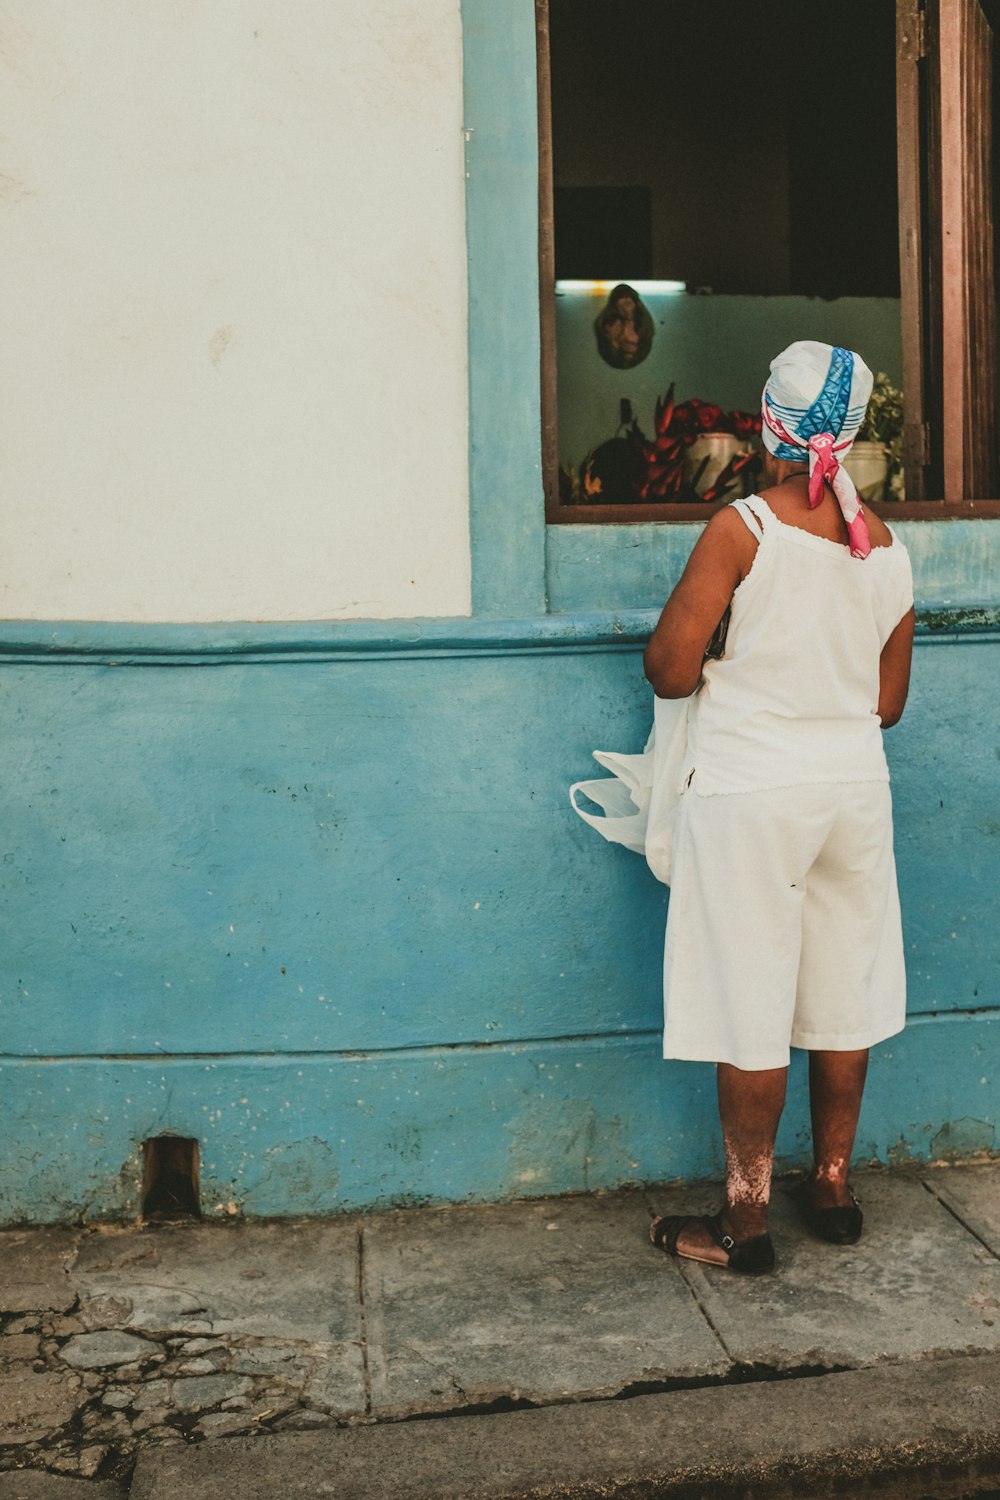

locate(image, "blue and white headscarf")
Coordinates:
761 341 874 559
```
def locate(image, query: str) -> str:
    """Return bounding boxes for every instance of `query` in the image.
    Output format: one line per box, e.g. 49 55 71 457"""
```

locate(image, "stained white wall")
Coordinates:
0 1 470 622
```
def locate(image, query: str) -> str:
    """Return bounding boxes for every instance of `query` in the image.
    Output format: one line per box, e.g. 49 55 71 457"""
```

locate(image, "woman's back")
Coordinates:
687 490 913 797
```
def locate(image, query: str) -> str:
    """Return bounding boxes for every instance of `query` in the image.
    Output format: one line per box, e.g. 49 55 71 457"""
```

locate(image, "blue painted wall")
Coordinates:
1 615 998 1222
1 0 998 1222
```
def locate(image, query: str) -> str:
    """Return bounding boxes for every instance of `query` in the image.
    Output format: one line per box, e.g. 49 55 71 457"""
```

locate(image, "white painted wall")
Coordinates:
0 1 470 622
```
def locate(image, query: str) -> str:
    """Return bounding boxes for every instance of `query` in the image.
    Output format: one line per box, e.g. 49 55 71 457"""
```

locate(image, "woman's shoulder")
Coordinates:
703 499 767 553
860 505 896 551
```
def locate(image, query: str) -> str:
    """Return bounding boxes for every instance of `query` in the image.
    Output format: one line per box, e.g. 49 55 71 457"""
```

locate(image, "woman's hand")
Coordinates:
643 509 756 698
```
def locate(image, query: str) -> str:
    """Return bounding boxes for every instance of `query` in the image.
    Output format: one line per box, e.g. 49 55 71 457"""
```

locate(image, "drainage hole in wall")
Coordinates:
142 1136 201 1221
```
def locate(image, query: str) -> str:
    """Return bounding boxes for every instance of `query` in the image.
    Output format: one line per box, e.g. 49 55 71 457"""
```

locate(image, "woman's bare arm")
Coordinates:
877 606 915 728
643 510 755 698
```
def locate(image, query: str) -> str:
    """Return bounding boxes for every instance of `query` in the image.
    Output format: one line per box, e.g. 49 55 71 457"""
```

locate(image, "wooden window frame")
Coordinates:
539 0 1000 525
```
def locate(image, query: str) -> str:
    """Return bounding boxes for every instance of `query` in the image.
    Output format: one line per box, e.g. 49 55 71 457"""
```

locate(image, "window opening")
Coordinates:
543 0 905 519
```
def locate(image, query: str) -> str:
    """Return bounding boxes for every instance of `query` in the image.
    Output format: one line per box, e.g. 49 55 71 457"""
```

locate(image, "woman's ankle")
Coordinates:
809 1164 854 1209
724 1202 770 1241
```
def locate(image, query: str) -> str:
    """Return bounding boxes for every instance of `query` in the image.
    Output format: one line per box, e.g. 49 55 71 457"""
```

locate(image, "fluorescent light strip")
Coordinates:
555 279 686 295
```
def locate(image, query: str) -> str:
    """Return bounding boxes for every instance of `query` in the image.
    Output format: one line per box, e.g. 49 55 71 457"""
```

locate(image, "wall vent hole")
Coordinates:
142 1137 201 1222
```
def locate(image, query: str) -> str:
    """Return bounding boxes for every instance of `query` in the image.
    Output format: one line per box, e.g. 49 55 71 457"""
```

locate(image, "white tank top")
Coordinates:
687 495 914 796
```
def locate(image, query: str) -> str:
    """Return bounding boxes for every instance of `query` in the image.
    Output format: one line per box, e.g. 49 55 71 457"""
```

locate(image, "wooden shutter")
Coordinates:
897 0 931 500
938 0 996 499
536 0 559 518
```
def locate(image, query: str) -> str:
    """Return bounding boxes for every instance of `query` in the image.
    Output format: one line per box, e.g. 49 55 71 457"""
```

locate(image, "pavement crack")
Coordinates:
356 1225 373 1417
920 1177 1000 1263
640 1185 735 1362
384 1359 866 1427
677 1262 735 1362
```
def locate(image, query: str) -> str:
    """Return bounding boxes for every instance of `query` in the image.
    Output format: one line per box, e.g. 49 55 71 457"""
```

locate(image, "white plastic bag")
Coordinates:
568 693 692 885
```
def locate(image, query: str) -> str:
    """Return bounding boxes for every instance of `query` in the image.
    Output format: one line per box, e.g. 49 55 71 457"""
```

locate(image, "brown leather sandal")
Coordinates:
650 1211 775 1274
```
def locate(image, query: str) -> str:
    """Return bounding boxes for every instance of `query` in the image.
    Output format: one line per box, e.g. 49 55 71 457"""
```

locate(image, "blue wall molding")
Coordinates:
462 0 547 618
5 1004 998 1063
0 607 996 666
0 612 652 664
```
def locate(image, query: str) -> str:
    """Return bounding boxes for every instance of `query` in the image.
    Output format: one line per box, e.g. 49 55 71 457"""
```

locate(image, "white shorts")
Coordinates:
662 780 906 1071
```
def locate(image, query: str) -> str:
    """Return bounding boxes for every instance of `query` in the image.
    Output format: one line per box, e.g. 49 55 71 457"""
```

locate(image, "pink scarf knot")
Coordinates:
807 433 871 560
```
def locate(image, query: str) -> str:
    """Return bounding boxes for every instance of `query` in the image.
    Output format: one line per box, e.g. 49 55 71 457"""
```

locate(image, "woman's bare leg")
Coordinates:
673 1063 788 1263
806 1048 869 1208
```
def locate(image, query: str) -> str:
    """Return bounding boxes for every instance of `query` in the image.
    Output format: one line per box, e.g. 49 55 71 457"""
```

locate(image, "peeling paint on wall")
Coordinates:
931 1118 996 1160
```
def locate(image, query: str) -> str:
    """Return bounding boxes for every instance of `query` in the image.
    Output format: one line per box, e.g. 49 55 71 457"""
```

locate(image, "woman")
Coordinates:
644 342 914 1274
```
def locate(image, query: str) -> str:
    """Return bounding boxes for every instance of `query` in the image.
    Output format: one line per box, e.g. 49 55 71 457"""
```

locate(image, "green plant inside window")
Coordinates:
857 372 904 500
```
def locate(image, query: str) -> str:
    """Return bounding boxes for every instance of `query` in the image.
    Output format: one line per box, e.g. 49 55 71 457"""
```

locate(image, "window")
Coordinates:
538 0 1000 522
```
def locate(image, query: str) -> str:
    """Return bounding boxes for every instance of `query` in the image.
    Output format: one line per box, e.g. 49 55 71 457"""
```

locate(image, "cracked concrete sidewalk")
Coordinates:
2 1162 1000 1498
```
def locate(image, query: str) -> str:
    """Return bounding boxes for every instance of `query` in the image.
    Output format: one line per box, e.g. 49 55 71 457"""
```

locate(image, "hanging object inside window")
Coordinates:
594 284 655 369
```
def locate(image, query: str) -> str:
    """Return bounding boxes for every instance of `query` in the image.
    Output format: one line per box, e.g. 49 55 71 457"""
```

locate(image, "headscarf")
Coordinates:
761 341 874 559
